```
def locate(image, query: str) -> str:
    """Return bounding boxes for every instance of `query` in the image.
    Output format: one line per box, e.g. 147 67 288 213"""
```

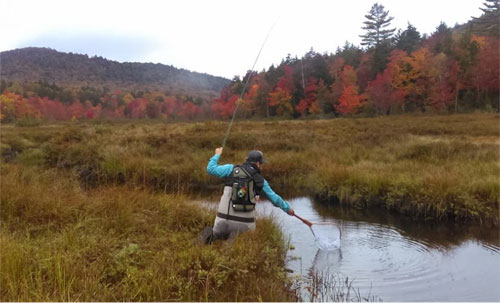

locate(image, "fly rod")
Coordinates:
221 22 276 149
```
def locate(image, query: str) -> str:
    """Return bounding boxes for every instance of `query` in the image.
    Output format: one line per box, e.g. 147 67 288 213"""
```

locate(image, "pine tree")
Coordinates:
471 0 499 36
395 23 422 54
426 22 453 55
360 3 396 48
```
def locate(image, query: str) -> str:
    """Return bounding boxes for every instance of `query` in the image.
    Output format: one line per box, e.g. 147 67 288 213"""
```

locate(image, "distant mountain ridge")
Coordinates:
0 47 230 97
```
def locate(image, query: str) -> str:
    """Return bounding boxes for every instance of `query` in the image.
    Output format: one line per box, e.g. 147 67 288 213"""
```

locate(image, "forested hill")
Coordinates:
0 47 230 97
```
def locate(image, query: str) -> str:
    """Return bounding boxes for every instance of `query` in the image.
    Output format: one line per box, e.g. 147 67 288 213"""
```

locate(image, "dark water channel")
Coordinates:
256 197 500 302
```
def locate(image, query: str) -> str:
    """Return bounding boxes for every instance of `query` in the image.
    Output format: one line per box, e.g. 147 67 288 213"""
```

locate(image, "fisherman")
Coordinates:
199 147 295 244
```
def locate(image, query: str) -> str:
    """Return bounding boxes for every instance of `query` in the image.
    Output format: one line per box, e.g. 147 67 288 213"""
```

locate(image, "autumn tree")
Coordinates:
471 36 500 108
268 86 293 116
295 78 320 115
427 53 459 110
178 101 202 119
366 50 411 114
0 92 19 122
366 73 392 114
253 73 272 117
407 47 434 107
316 79 333 114
162 96 179 117
239 79 259 118
328 57 345 113
68 101 86 119
146 101 161 119
332 65 363 115
335 85 362 115
452 31 480 110
212 94 238 119
356 53 374 91
126 98 148 118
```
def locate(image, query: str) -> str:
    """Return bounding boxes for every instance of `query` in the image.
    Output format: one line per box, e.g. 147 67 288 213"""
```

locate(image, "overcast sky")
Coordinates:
0 0 484 79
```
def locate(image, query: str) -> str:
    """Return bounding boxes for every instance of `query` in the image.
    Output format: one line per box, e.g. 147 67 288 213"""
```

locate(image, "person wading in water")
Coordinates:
198 147 295 244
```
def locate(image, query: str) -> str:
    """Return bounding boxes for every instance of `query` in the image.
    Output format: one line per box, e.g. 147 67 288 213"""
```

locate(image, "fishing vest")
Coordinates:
226 164 263 212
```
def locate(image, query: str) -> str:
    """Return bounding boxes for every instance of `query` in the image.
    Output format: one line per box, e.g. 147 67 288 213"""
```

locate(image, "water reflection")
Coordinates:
312 248 343 272
200 195 500 301
257 196 500 302
311 198 500 252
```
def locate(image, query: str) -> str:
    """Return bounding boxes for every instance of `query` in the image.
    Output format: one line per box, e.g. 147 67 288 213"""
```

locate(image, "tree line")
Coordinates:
0 1 498 122
212 1 499 118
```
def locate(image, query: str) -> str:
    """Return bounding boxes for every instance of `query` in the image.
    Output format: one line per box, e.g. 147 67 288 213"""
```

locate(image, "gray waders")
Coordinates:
213 186 256 239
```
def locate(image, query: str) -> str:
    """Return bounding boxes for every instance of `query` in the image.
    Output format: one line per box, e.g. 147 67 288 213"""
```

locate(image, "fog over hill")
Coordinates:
0 47 230 98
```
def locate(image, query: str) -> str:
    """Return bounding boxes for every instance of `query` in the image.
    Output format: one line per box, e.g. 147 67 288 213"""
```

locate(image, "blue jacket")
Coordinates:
207 154 290 213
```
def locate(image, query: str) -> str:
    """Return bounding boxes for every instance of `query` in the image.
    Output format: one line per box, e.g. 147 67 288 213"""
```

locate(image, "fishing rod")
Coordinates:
221 22 277 149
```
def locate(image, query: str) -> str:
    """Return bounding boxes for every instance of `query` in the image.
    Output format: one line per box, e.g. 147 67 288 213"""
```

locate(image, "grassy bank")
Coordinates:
1 113 497 224
0 164 297 301
1 113 497 301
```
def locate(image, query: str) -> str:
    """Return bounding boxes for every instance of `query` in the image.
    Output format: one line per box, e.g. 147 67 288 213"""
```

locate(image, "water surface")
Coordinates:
257 197 500 302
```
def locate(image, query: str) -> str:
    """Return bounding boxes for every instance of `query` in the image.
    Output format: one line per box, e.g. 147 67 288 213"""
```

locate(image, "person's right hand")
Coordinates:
215 147 223 155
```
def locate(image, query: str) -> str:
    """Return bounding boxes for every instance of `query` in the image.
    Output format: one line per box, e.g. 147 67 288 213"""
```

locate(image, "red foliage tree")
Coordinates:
161 97 179 117
473 36 500 94
366 73 392 114
68 101 86 119
335 84 362 115
268 86 293 116
212 94 237 119
356 53 373 91
295 78 320 115
428 54 459 110
126 98 148 118
277 65 295 92
43 98 69 120
178 101 202 119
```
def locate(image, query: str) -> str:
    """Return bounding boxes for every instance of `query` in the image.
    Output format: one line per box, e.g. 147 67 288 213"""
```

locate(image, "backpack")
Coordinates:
230 165 257 212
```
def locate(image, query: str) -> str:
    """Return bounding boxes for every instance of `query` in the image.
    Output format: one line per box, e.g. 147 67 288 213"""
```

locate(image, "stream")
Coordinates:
255 197 500 301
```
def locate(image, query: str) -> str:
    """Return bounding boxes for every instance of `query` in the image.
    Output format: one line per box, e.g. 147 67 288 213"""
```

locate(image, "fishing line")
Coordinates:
221 21 277 149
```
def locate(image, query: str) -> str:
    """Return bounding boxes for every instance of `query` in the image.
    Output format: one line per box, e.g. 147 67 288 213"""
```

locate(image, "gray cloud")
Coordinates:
17 31 162 63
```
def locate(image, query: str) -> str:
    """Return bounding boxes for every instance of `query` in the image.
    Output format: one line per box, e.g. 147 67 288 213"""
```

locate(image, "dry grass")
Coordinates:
0 164 297 301
1 113 498 224
1 113 498 301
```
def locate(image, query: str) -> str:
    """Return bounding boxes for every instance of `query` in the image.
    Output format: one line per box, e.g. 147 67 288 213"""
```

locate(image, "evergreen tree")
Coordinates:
0 80 8 93
395 23 422 54
427 22 453 55
371 41 393 74
360 3 396 48
471 0 499 36
335 42 364 68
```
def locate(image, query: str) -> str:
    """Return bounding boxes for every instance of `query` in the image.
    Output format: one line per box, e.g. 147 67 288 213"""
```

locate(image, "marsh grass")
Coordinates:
3 114 496 224
304 270 381 302
0 164 297 301
1 113 498 301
